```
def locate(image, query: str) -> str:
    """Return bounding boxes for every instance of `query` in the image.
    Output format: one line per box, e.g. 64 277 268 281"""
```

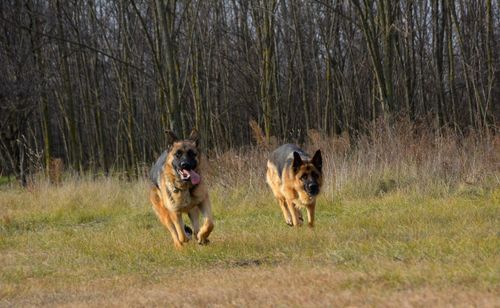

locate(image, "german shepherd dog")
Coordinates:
266 144 323 227
149 128 214 248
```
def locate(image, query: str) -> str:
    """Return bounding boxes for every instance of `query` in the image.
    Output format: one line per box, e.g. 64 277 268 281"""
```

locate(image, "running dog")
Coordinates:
149 129 214 248
266 144 323 227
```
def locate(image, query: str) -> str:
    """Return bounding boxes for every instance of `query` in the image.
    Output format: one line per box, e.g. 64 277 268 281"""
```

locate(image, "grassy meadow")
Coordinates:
1 126 499 306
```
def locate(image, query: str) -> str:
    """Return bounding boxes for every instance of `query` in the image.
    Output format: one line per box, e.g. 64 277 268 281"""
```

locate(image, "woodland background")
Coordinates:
1 0 499 183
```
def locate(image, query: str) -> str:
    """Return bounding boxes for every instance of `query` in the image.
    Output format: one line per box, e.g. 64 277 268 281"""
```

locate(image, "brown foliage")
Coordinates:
49 158 64 185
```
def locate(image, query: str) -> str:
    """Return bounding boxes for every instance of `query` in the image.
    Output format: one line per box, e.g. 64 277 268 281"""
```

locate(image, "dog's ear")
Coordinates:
292 151 303 173
312 149 322 171
188 128 199 147
165 130 178 147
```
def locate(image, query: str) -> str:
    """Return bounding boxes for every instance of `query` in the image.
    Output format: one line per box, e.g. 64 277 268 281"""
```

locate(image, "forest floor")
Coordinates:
0 178 499 307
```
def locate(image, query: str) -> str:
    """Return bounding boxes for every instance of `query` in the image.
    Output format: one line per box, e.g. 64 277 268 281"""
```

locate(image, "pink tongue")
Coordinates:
188 170 201 185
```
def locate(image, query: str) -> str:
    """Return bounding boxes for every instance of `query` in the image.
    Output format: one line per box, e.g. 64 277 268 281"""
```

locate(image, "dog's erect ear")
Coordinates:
188 128 199 147
312 149 322 171
292 151 303 173
165 130 178 147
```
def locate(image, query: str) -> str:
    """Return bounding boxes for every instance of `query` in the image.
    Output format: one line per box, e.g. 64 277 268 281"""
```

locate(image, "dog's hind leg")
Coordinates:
197 198 214 245
150 190 182 248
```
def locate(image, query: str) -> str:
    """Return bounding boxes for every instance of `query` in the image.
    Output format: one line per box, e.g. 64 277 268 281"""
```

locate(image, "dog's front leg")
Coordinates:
188 207 200 240
306 202 315 227
197 198 214 245
150 190 183 248
286 200 302 226
170 211 189 243
278 198 293 226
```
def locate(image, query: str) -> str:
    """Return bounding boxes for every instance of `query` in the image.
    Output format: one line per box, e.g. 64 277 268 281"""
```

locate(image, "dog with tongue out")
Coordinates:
149 128 214 248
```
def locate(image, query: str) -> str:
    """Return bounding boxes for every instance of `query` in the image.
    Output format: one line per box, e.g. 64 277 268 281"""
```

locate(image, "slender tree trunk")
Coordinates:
27 1 51 176
55 0 81 172
155 0 182 133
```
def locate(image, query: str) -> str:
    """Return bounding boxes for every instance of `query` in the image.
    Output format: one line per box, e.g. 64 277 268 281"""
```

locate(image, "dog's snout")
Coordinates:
308 183 318 190
180 161 190 169
306 182 319 195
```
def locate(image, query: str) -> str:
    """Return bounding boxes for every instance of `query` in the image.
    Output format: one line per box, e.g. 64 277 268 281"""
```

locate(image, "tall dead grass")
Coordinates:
207 118 499 199
4 119 498 201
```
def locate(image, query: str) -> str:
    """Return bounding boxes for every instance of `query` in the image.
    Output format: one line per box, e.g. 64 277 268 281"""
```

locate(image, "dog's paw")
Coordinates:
198 238 210 245
285 219 293 226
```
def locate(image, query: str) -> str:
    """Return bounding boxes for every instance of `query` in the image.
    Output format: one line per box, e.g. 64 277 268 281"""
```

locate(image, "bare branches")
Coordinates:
0 0 498 178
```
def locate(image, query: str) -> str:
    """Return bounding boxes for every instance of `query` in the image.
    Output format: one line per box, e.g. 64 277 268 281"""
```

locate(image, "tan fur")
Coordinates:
149 134 214 248
266 153 323 227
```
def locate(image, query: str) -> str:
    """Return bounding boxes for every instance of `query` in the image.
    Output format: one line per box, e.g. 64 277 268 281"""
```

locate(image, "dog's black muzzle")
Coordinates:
305 182 320 196
174 158 197 172
173 157 199 183
180 160 196 171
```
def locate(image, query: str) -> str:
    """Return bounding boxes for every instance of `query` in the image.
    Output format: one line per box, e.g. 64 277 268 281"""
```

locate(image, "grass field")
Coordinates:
1 127 499 306
0 176 499 306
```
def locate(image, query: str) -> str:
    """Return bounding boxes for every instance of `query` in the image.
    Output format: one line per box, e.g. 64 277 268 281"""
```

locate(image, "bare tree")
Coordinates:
0 0 498 181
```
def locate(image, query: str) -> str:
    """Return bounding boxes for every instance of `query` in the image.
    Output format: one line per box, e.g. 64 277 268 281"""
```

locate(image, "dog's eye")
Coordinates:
300 174 308 181
187 149 197 157
175 150 183 158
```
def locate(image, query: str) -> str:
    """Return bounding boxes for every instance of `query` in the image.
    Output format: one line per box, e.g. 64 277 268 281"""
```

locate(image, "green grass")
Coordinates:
0 176 14 186
0 178 499 306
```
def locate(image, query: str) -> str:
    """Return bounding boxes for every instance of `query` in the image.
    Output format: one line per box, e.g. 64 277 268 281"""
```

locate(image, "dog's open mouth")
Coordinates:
178 169 201 185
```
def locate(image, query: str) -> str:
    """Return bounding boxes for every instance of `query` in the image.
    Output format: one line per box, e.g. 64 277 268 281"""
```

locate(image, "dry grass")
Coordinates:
7 266 499 307
210 118 499 199
1 122 499 307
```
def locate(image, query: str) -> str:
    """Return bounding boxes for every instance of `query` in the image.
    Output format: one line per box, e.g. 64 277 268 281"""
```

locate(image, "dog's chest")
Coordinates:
165 189 190 210
295 191 315 207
